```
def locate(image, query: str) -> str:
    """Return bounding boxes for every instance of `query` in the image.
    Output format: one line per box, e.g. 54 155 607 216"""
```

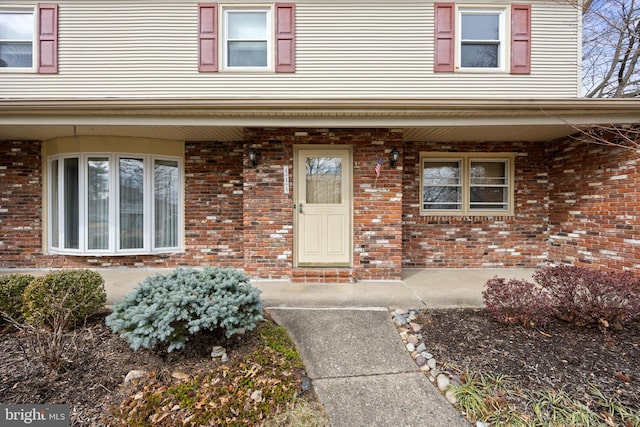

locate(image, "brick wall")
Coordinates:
0 140 245 269
548 139 640 271
402 141 550 268
0 141 43 266
243 128 403 280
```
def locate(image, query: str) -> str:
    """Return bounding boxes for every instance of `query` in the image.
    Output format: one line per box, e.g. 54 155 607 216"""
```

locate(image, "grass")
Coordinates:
448 366 640 427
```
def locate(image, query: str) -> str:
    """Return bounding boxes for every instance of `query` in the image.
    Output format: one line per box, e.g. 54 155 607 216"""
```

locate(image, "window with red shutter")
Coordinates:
511 4 531 74
275 3 295 73
37 3 58 73
434 2 455 73
198 3 218 72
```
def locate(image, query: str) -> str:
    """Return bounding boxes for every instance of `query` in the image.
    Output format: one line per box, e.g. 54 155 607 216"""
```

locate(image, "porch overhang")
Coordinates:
1 98 638 142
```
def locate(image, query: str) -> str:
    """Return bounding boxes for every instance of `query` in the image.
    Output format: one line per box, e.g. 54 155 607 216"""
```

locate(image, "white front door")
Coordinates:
295 147 352 266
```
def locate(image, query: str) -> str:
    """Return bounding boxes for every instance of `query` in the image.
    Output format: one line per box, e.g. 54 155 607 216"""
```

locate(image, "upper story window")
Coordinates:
434 3 531 74
48 153 183 255
198 2 295 73
0 4 58 73
420 153 515 216
459 9 505 70
0 10 34 69
223 8 271 69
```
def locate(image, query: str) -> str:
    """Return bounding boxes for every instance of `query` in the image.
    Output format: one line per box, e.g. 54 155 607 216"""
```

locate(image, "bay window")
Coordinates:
48 154 182 254
421 153 514 216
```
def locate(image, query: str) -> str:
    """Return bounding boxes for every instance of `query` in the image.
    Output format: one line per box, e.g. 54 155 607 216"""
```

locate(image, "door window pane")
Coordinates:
88 158 110 250
306 157 342 204
63 158 79 249
423 161 462 210
119 158 144 250
0 12 34 68
154 160 179 248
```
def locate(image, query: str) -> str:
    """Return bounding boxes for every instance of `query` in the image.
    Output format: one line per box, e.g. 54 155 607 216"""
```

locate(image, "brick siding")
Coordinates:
402 140 550 268
548 139 640 271
1 131 638 277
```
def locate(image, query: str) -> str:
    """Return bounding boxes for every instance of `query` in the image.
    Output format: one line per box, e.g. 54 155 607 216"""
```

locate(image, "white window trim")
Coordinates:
48 153 184 255
420 152 515 216
0 7 36 73
456 6 508 73
220 6 273 72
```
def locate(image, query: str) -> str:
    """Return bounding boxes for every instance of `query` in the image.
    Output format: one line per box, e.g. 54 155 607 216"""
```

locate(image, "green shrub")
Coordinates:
106 267 264 352
22 269 106 329
0 273 34 324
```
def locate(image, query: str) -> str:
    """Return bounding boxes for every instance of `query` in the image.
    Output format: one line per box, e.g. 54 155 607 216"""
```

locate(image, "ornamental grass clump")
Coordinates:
106 267 263 352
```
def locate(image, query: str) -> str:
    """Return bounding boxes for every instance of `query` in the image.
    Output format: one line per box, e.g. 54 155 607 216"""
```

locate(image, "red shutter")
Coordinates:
198 3 218 72
434 2 455 73
37 3 58 74
275 3 295 73
511 4 531 74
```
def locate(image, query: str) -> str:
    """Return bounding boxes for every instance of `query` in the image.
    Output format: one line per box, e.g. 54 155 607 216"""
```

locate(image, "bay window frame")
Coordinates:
420 152 515 216
48 153 183 255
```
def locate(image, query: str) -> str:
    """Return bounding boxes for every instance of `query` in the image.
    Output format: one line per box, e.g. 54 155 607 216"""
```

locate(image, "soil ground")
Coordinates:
1 308 638 425
416 308 640 415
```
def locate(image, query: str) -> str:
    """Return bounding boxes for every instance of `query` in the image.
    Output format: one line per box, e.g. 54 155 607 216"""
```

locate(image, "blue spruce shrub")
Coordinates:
106 267 263 352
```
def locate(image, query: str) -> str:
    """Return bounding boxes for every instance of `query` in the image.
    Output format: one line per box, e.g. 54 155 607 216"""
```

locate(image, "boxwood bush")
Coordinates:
106 267 264 352
0 273 34 325
22 269 106 329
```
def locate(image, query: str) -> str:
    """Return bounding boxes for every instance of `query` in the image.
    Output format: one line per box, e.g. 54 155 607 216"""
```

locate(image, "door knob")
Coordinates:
298 202 304 213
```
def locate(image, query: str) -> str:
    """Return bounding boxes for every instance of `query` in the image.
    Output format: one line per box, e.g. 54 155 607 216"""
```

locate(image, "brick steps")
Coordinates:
291 267 355 283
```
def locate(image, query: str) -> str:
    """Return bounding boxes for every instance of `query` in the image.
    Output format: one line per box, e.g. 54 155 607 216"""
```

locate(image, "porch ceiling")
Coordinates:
1 98 638 143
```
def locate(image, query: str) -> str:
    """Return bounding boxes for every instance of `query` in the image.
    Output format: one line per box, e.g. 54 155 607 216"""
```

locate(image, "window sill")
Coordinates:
46 250 184 257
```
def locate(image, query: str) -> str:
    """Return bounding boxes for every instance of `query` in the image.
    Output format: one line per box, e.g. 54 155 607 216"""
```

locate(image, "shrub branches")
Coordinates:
483 265 640 328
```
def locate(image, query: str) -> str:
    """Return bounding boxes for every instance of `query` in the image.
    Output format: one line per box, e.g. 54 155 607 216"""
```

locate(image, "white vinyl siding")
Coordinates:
0 0 581 99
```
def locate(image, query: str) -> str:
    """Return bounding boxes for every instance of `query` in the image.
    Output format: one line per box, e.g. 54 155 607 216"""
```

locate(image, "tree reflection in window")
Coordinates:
423 161 462 210
305 157 342 204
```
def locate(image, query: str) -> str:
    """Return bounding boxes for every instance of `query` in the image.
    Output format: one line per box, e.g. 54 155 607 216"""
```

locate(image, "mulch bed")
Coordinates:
416 308 640 411
0 312 288 426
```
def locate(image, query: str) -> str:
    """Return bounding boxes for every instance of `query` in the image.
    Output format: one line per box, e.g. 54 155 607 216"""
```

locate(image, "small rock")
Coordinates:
415 355 427 367
450 374 462 386
394 317 408 327
394 308 409 316
407 334 419 345
133 392 144 400
427 358 437 370
409 322 422 333
124 370 147 384
421 351 433 359
420 365 431 373
408 311 417 321
250 390 263 402
416 343 426 353
171 371 190 381
220 353 229 363
476 422 490 427
171 404 181 411
211 346 226 358
437 373 450 391
445 389 457 404
406 343 415 352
